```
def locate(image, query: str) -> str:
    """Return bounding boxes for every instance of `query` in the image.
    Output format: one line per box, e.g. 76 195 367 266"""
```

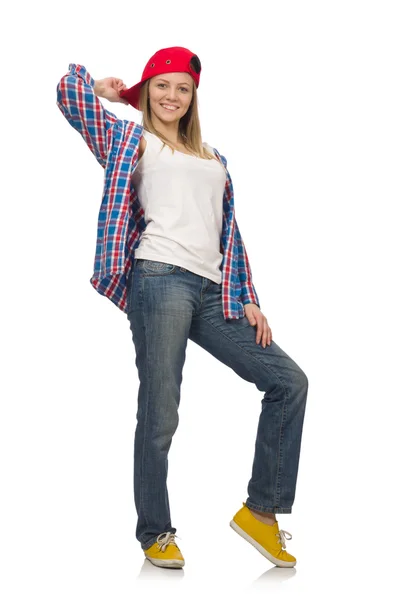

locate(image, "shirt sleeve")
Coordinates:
234 217 261 308
56 63 120 168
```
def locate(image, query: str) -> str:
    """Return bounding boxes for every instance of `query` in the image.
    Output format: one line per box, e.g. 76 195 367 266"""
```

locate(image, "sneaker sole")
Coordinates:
229 520 296 568
145 556 185 568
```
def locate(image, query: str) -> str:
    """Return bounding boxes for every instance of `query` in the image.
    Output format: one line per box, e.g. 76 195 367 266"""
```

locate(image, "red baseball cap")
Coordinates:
119 46 202 110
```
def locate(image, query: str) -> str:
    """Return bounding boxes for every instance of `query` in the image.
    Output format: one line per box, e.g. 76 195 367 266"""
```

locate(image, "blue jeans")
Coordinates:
126 258 308 551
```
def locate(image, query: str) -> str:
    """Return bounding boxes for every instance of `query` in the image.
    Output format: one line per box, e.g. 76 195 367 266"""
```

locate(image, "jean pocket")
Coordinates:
139 259 177 276
232 315 253 327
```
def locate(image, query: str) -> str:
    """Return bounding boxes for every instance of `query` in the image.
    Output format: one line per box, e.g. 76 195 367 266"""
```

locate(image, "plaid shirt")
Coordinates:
56 63 260 320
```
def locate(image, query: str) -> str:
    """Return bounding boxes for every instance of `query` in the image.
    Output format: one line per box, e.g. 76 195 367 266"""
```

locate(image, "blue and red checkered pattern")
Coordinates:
56 63 260 320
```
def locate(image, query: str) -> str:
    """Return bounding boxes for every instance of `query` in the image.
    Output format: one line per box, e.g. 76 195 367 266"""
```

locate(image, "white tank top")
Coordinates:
132 129 227 283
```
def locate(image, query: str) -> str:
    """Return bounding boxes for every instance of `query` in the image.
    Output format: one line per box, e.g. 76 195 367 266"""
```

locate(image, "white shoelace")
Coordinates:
276 529 292 550
156 532 182 552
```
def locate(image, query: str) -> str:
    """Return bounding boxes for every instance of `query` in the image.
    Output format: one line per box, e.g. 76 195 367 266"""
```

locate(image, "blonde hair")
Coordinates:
138 78 215 161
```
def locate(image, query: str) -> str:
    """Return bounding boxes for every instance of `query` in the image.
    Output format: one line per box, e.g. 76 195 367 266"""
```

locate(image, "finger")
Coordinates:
262 322 270 347
262 325 268 347
256 322 263 345
267 327 272 346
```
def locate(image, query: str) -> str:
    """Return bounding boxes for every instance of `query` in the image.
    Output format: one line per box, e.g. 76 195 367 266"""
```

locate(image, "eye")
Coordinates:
157 83 189 92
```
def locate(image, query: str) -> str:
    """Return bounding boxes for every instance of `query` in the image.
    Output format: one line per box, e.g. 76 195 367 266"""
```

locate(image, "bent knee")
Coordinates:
298 369 309 391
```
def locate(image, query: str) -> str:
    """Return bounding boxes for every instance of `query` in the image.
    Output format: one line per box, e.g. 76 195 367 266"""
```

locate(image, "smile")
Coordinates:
161 104 179 111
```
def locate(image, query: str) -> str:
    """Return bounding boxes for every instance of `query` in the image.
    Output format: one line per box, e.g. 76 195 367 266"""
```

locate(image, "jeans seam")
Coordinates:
140 277 150 527
274 394 288 507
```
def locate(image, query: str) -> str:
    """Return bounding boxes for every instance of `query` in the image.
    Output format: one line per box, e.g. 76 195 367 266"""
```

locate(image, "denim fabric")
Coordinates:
126 258 308 550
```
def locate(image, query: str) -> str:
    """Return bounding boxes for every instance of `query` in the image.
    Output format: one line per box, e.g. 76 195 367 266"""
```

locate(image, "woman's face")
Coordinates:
148 72 194 124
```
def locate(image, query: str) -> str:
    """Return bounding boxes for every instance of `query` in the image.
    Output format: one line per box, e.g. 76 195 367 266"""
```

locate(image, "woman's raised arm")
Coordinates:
56 64 126 168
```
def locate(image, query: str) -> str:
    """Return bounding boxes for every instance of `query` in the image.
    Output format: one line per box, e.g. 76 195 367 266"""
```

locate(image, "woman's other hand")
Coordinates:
243 303 273 347
94 77 129 105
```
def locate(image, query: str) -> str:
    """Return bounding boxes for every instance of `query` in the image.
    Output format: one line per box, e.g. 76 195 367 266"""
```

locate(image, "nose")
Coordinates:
165 87 178 101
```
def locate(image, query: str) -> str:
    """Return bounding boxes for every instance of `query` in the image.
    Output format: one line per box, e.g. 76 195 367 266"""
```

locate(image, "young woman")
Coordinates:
56 46 308 570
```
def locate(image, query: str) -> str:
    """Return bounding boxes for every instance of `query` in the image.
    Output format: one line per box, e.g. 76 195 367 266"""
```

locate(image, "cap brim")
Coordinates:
119 81 142 110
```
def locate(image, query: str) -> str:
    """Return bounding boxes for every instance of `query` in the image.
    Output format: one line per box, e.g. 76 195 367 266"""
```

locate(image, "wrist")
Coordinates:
93 80 104 97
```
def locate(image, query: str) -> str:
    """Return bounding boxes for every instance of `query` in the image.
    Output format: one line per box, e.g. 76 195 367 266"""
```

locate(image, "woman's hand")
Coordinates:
94 77 129 105
243 303 272 347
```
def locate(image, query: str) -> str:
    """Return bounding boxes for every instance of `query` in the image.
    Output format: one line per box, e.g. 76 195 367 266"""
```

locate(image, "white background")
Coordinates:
1 0 396 597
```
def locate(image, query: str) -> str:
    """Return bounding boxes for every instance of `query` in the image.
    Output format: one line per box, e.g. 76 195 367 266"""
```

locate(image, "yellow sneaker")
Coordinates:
230 502 297 568
143 532 185 568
